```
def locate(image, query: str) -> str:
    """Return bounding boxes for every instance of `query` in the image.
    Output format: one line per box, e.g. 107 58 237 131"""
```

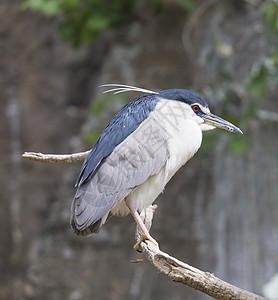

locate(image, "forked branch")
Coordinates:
137 206 265 300
22 151 266 300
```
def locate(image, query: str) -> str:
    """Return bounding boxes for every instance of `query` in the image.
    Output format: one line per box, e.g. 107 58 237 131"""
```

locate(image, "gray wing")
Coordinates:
71 114 170 235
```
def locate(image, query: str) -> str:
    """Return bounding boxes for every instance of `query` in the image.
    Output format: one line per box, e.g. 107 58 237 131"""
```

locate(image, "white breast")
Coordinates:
112 98 203 215
159 99 203 183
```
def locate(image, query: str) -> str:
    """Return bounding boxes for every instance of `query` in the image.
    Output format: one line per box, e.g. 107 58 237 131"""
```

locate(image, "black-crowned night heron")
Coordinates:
70 84 242 245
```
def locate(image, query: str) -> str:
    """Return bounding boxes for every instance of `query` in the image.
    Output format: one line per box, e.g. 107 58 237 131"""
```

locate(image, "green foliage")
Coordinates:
248 50 278 99
85 93 129 144
21 0 62 17
90 93 129 117
199 128 246 156
198 130 220 158
21 0 196 47
228 135 247 155
260 1 278 35
84 131 101 144
176 0 196 13
248 1 278 99
248 64 268 99
22 0 138 47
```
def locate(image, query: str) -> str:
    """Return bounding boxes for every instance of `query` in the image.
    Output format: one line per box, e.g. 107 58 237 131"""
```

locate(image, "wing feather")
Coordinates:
76 93 159 186
71 112 170 234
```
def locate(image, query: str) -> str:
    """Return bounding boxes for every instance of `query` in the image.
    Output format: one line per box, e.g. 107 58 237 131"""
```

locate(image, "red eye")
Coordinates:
192 105 200 112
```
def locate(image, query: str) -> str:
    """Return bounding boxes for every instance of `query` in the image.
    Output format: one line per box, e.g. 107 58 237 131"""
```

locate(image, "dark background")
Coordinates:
1 1 278 299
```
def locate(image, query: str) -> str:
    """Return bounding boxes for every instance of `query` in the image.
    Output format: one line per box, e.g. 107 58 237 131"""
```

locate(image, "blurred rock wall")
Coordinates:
1 1 277 299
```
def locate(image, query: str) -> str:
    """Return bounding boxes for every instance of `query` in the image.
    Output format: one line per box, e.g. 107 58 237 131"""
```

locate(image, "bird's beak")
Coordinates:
202 113 243 134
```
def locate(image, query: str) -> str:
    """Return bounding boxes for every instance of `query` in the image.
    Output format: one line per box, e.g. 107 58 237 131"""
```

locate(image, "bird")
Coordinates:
70 84 242 246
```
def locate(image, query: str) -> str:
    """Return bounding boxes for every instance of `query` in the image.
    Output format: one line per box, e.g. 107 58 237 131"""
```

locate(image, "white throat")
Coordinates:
156 98 203 183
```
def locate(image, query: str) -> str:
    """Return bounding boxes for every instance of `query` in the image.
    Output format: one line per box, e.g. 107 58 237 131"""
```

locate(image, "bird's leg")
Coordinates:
125 200 158 250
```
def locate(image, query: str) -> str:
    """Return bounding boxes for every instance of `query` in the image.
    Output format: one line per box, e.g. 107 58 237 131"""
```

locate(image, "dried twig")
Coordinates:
22 151 89 163
137 206 266 300
22 151 266 299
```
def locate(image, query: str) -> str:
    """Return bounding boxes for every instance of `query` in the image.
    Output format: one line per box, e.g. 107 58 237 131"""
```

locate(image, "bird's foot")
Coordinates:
133 232 158 251
131 257 148 263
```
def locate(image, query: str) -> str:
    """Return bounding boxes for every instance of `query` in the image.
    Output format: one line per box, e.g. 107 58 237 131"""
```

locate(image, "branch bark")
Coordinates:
22 151 266 300
22 151 89 163
137 206 266 300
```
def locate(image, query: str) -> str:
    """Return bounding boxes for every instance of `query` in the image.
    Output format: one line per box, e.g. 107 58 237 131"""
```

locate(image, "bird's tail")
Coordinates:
70 215 102 236
70 195 103 236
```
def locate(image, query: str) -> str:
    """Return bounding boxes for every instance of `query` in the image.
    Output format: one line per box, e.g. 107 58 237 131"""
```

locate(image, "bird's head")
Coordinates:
157 89 243 134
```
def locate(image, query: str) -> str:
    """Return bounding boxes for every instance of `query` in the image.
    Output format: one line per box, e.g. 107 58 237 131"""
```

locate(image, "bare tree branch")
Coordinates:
137 206 266 300
22 151 89 163
22 151 266 299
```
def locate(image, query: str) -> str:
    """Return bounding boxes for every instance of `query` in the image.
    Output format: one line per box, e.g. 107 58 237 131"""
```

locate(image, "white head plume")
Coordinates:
100 83 157 95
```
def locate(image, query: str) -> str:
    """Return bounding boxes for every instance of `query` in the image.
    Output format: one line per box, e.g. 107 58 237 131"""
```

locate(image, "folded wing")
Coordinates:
71 111 170 235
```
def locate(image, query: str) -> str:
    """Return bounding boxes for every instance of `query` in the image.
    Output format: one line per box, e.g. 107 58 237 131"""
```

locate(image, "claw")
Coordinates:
133 232 158 251
130 257 148 263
